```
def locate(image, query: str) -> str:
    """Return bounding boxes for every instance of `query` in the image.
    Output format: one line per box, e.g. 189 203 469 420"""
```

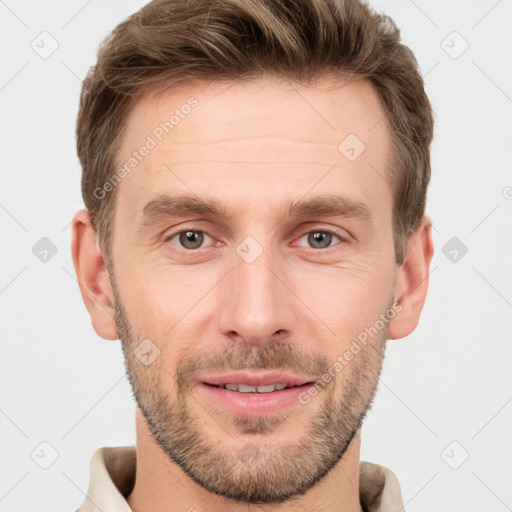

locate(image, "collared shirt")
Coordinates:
76 446 405 512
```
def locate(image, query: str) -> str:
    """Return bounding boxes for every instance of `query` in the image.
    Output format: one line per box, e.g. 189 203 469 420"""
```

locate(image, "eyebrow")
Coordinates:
137 193 373 232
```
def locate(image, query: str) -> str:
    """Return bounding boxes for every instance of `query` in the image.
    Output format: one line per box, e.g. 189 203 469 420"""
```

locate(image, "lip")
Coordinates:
200 371 315 388
196 371 317 417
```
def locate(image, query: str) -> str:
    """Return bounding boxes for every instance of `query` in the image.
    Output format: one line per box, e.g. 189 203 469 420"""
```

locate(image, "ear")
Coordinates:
71 210 118 340
388 215 434 340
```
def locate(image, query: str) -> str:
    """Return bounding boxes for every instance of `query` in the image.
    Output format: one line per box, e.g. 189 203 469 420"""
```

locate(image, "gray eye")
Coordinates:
178 230 205 249
307 231 335 249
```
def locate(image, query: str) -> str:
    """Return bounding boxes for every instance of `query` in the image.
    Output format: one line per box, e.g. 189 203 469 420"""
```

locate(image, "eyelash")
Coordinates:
163 226 347 252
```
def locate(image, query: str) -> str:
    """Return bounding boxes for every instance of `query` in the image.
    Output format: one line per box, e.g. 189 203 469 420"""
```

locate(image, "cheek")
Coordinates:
118 264 218 344
114 229 396 358
293 260 393 348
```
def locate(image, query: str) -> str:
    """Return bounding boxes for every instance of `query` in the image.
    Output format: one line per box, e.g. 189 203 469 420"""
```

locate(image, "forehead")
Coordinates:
114 76 392 224
120 76 388 153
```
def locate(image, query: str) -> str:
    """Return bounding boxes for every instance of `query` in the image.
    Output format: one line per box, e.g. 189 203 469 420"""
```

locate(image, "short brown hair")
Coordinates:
76 0 433 266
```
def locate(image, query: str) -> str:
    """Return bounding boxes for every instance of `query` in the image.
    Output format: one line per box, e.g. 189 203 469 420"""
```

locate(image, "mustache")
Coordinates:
175 339 331 393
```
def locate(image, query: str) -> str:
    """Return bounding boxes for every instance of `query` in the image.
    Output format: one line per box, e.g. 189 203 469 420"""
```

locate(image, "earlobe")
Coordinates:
388 216 434 340
71 210 118 341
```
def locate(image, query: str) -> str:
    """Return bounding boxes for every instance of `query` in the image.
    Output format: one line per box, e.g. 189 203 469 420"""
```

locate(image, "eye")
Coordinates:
166 229 214 250
164 227 345 252
296 229 344 250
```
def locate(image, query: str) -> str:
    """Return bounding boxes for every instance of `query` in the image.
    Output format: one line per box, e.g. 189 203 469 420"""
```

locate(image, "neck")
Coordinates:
127 408 364 512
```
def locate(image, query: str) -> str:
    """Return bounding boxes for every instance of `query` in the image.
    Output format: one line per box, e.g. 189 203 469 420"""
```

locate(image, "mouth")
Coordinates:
203 382 310 393
197 371 317 416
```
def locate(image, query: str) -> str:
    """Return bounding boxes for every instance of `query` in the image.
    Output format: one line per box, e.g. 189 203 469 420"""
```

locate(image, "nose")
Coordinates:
217 247 296 347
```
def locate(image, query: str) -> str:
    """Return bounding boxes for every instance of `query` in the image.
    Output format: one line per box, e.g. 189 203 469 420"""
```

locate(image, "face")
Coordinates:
109 77 398 503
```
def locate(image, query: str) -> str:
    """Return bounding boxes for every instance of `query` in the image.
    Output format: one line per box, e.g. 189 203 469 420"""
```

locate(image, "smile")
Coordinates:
197 372 317 416
206 383 305 393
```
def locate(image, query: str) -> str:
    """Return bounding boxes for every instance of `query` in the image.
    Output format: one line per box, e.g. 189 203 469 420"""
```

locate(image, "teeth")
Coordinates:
256 384 276 393
221 383 290 393
238 384 257 393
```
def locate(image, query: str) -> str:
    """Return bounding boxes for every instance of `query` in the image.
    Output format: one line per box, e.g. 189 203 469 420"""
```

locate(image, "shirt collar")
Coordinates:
77 446 405 512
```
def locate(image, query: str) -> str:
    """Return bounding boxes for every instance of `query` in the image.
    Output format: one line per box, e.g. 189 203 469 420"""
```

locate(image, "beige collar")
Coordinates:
76 446 405 512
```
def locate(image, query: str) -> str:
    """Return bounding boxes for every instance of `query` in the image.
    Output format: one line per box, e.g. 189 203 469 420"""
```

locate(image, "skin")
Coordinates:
72 76 434 512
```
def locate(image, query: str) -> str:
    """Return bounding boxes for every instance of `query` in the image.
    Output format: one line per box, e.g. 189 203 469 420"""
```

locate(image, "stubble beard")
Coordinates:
112 278 389 504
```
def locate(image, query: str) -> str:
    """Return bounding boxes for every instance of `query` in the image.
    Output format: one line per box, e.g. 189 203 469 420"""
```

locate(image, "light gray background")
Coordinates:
1 1 511 511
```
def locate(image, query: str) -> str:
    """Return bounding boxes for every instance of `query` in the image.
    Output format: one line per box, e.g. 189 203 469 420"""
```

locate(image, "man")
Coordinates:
71 0 434 510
